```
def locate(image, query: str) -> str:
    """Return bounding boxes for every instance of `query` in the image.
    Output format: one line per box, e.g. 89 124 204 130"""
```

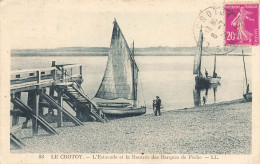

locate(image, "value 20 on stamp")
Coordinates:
225 4 259 46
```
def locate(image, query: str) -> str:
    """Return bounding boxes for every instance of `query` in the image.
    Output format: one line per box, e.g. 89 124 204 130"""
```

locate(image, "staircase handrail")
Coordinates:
55 65 86 95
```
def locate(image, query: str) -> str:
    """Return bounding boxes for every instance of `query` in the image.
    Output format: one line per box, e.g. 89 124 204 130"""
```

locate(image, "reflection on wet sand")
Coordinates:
193 83 220 107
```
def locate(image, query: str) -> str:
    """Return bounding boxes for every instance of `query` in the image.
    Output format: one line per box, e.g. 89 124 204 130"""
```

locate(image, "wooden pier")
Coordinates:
10 61 107 149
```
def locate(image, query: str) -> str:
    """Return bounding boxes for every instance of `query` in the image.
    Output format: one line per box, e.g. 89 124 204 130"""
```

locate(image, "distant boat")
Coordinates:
94 19 146 116
193 27 221 87
242 50 252 102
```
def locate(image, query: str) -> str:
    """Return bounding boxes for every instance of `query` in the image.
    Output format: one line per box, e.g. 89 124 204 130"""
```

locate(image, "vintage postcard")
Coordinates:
0 0 260 163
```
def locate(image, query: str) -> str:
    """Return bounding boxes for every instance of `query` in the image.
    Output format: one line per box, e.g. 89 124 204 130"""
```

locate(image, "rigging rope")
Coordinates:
243 77 245 94
140 75 146 107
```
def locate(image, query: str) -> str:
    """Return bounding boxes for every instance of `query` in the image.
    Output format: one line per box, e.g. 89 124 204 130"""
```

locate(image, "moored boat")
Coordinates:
242 50 252 102
193 27 221 87
94 18 146 116
243 92 252 102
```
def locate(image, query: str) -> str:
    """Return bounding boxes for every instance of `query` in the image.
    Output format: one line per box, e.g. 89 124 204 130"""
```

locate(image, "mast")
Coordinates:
213 54 216 75
132 40 137 107
242 50 248 86
198 26 203 76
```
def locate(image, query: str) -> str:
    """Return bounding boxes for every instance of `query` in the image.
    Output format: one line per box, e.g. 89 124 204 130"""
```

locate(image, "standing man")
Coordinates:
205 69 208 77
154 96 161 116
246 84 250 94
203 96 206 105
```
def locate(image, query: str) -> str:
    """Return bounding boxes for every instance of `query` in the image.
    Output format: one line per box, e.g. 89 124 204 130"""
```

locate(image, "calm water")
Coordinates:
11 55 251 113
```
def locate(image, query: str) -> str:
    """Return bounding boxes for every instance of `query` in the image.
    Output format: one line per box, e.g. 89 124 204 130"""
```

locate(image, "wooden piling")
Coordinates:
39 90 44 116
48 87 55 114
57 89 63 127
61 68 65 82
49 61 56 114
52 61 56 67
28 90 40 135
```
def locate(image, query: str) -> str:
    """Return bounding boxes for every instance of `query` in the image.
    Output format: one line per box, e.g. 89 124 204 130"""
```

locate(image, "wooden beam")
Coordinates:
39 91 44 116
31 90 40 135
80 66 82 77
41 92 83 126
61 68 65 82
12 92 21 126
11 97 58 135
48 86 55 114
57 89 63 127
10 133 25 149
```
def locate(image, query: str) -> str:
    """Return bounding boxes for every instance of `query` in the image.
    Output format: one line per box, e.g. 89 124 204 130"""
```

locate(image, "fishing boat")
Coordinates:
94 19 146 116
193 27 221 87
242 50 252 102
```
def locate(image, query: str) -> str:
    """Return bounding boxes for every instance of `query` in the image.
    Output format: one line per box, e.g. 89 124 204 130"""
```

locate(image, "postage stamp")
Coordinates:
225 4 259 46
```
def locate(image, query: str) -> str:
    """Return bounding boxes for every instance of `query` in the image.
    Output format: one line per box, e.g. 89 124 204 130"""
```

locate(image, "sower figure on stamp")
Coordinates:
231 7 254 43
154 96 161 116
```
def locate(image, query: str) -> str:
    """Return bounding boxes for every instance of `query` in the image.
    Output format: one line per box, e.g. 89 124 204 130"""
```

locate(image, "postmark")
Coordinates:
225 4 259 46
193 6 235 55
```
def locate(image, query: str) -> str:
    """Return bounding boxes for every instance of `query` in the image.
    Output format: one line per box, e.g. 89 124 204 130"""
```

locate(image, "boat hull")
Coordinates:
195 76 221 86
97 102 131 108
243 92 252 102
99 106 146 116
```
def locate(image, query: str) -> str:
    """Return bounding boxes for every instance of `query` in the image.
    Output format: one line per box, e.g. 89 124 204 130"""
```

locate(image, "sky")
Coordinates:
0 0 223 49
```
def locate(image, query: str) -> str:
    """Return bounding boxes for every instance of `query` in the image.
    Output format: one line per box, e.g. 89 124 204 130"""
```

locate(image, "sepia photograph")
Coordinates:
0 0 259 163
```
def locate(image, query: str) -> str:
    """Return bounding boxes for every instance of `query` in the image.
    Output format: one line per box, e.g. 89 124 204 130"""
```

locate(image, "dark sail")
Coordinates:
95 19 139 100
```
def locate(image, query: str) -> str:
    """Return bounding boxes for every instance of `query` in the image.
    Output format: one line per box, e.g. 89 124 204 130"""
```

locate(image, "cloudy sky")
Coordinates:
1 0 222 49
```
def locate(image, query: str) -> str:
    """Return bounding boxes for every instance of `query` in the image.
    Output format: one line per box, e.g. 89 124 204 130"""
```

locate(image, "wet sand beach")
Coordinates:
11 99 251 154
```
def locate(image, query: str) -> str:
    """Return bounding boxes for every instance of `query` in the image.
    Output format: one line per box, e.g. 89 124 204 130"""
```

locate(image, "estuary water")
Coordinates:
11 55 251 113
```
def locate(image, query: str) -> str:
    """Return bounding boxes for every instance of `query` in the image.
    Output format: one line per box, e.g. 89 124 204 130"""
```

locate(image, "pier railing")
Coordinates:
55 64 82 83
10 64 83 93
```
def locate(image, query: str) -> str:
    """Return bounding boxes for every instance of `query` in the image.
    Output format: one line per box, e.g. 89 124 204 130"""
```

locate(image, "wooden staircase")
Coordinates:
41 92 84 126
62 84 107 123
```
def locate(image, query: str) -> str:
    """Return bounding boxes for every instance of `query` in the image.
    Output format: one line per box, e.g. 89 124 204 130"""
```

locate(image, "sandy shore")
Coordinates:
11 99 251 154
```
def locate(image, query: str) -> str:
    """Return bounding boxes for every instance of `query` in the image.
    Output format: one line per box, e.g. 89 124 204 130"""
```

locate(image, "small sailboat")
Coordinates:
193 27 221 87
94 19 146 116
242 50 252 102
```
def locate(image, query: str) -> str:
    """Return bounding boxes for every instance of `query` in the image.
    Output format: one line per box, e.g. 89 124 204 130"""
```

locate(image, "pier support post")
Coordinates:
57 89 64 127
48 87 55 115
61 68 65 82
28 90 40 135
79 66 83 84
39 90 44 116
80 66 82 77
49 61 56 115
23 91 35 128
52 61 56 67
12 92 21 126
